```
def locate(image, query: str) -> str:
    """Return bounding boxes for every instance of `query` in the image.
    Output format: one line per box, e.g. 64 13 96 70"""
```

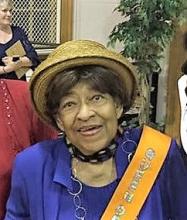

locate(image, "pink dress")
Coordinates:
0 79 58 220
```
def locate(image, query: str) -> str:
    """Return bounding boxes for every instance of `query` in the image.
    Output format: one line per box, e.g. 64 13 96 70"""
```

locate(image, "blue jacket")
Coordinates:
5 128 187 219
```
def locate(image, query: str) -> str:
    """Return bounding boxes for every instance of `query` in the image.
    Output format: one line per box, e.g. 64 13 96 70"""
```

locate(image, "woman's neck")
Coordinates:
72 157 117 187
0 24 11 32
0 25 12 43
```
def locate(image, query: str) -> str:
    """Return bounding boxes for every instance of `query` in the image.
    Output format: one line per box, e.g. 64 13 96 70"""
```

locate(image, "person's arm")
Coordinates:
19 27 40 69
1 57 32 74
178 74 187 153
0 66 8 75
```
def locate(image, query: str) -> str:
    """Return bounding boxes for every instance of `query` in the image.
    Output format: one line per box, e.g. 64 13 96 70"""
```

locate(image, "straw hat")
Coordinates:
30 39 138 126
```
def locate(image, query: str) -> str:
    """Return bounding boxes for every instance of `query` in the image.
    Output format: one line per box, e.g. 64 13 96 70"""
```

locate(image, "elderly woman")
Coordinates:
0 0 40 80
5 40 187 220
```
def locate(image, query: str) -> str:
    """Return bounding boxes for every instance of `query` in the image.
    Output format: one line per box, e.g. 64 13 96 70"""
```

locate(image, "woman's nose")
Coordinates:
6 10 12 16
77 104 94 121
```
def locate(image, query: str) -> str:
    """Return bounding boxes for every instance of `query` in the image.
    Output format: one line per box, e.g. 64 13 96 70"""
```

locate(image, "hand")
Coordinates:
3 60 22 73
2 56 13 65
2 56 20 65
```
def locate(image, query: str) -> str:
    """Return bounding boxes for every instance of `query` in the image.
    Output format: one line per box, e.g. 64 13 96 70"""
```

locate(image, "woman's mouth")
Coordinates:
77 125 102 136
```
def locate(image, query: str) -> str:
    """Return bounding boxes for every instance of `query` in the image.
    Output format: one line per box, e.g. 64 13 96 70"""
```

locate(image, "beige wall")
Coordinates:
73 0 121 46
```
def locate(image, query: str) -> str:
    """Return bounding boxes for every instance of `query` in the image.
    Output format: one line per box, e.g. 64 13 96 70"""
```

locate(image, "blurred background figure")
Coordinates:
0 0 40 81
0 79 58 220
178 32 187 153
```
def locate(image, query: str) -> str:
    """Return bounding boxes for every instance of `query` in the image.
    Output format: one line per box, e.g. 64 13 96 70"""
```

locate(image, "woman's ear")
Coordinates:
116 103 123 119
56 116 64 131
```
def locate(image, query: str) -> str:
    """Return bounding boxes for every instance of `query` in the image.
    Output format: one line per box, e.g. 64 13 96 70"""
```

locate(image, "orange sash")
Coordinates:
101 125 171 220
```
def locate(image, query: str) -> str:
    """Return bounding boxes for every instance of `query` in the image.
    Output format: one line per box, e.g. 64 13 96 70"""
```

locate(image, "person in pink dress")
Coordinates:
0 79 58 220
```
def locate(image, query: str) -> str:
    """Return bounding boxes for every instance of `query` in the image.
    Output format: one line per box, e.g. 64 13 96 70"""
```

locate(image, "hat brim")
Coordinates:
30 41 138 126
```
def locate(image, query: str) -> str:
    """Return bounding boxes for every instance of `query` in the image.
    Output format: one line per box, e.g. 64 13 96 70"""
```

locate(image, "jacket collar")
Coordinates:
52 129 140 189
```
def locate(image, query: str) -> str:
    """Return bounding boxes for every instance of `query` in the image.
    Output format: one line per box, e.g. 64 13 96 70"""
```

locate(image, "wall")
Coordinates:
73 0 121 47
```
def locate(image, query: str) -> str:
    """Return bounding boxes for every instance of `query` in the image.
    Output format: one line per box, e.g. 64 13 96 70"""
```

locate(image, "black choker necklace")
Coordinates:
67 141 117 163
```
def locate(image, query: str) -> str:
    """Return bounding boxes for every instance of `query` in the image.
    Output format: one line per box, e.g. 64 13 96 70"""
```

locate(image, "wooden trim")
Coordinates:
60 0 73 43
165 24 187 140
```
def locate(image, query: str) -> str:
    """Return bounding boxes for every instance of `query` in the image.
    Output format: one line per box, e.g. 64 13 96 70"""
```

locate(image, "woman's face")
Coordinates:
0 2 12 26
56 82 123 155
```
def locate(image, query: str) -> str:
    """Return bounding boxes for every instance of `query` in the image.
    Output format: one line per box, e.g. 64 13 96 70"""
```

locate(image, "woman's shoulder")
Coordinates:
121 126 142 143
121 125 179 155
11 25 26 38
15 138 64 166
11 138 68 184
11 25 24 32
4 79 29 100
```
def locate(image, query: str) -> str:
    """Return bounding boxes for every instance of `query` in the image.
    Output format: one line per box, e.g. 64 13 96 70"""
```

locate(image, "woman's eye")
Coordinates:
62 102 75 110
2 9 12 13
92 95 104 102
